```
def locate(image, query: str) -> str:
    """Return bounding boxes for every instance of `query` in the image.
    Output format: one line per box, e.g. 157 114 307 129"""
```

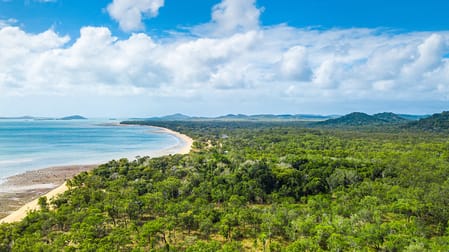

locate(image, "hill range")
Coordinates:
130 111 449 132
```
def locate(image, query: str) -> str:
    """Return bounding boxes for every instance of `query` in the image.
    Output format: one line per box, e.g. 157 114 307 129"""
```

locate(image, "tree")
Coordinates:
38 196 49 211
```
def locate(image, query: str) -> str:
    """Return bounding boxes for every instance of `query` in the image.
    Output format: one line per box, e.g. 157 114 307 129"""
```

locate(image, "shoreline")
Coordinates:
0 126 193 223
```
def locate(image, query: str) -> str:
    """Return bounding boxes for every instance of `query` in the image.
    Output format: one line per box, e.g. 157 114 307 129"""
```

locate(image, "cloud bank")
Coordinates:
1 0 449 115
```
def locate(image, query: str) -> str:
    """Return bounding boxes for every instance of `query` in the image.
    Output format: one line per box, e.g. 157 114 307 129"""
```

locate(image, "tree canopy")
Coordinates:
1 121 449 251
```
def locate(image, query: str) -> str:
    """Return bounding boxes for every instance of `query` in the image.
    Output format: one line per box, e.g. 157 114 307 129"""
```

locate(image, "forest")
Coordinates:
1 120 449 251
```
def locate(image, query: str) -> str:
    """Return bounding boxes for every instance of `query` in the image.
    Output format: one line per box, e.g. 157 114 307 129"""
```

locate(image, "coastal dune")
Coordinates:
0 126 193 224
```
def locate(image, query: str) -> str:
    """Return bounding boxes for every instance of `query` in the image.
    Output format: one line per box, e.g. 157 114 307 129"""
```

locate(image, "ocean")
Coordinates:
0 119 179 181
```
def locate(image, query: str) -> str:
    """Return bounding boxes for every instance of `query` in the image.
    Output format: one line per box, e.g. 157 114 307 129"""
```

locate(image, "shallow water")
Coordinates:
0 119 178 180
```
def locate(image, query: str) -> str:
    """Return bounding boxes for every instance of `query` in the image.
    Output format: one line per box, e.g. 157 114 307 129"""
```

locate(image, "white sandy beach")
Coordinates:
0 126 193 224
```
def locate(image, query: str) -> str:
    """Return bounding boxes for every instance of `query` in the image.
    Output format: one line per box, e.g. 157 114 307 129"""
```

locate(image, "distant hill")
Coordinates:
144 113 194 121
316 112 386 127
0 116 36 120
232 114 334 121
143 113 334 122
372 112 410 123
405 111 449 131
59 115 87 120
140 113 432 123
315 112 416 127
0 115 87 120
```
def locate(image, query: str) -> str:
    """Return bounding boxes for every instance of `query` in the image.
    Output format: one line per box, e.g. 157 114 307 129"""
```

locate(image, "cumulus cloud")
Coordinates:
107 0 164 32
1 0 449 114
401 34 447 79
280 46 311 81
194 0 261 36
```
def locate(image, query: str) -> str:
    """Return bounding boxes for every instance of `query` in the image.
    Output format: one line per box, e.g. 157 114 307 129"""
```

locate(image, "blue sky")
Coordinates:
4 0 449 34
1 0 449 117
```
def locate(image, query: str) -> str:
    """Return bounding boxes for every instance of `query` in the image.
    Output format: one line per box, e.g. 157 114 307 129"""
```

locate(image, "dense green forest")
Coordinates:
405 111 449 132
1 120 449 251
315 112 408 127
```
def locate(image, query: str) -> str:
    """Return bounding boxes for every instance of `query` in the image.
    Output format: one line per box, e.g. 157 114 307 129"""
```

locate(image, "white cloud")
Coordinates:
159 30 262 88
401 34 447 79
280 46 311 81
372 80 396 92
313 59 341 88
2 0 449 115
194 0 261 36
107 0 164 32
0 18 17 28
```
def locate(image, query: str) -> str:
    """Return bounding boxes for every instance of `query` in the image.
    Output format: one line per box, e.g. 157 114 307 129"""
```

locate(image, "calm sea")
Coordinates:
0 119 179 180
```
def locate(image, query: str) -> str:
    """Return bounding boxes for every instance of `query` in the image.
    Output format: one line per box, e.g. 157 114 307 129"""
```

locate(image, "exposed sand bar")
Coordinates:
0 126 193 223
0 182 69 224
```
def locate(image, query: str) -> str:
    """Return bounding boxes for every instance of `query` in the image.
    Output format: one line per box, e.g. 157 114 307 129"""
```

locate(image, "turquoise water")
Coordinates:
0 119 179 180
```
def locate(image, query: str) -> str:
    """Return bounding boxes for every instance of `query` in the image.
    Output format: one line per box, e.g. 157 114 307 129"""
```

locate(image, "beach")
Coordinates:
0 126 193 223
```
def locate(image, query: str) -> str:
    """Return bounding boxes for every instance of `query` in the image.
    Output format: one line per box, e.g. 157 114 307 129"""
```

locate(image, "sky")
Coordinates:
1 0 449 117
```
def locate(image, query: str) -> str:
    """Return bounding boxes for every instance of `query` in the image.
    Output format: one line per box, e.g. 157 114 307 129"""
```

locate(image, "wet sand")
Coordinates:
0 165 96 220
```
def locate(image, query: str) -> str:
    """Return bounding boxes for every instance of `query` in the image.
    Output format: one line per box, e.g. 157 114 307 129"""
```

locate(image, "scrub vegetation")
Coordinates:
2 119 449 251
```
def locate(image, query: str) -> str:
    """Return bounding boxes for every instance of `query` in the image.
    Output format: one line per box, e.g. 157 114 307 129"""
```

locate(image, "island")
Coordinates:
59 115 87 120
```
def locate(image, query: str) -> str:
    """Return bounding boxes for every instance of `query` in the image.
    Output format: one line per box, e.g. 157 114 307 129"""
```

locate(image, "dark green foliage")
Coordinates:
316 112 403 127
372 112 411 123
406 110 449 131
317 112 381 126
2 121 449 250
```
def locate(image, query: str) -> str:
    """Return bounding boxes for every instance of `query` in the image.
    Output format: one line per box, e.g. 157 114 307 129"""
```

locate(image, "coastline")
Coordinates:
145 126 192 155
0 126 193 223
